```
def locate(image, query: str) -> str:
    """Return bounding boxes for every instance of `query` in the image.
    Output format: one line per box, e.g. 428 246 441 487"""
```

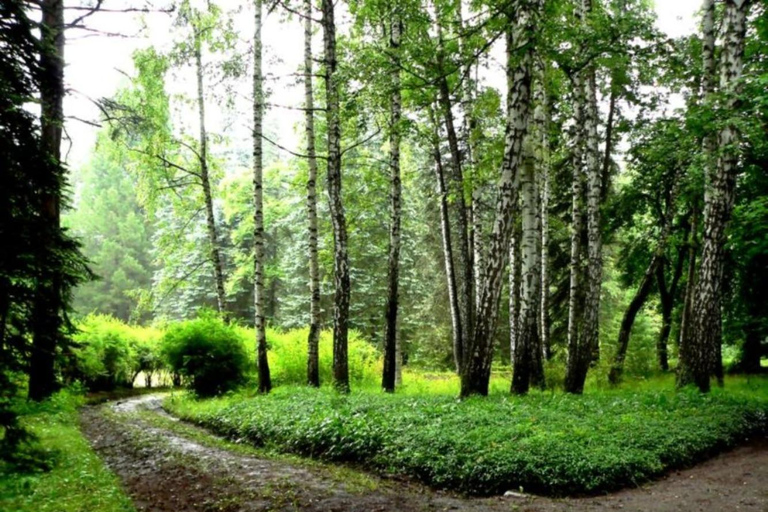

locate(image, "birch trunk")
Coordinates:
460 0 540 397
508 221 520 365
537 71 551 361
193 24 228 321
322 0 350 392
304 0 321 387
512 141 541 394
582 49 603 368
382 16 402 393
564 81 586 394
253 0 271 393
679 0 751 392
29 0 64 401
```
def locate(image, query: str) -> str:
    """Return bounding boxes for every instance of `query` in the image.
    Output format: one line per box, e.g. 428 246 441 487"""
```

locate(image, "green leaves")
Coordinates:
167 379 768 496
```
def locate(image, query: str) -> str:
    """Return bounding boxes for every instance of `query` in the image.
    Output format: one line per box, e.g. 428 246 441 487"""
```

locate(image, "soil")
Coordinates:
79 393 768 512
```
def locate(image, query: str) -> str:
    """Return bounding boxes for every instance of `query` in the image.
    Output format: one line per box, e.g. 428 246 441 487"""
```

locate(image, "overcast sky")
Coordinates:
62 0 704 168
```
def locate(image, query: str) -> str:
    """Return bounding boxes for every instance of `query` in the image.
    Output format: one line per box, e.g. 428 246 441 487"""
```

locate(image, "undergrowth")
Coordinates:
0 390 134 512
165 375 768 496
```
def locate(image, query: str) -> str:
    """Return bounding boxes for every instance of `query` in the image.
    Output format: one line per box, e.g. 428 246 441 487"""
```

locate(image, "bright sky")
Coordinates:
63 0 704 168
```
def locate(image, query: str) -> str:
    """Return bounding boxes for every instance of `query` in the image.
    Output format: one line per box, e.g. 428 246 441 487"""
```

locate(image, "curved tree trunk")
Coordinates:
253 0 271 393
322 0 350 392
656 236 686 371
382 16 402 393
303 0 321 388
460 0 540 397
29 0 65 401
193 23 228 321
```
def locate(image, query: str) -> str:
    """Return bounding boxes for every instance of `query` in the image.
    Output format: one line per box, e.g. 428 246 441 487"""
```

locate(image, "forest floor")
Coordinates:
79 393 768 512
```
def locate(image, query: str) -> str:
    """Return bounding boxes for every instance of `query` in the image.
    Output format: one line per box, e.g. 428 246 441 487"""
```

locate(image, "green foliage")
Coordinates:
248 327 381 387
69 315 162 391
161 313 248 396
0 390 135 512
166 376 768 496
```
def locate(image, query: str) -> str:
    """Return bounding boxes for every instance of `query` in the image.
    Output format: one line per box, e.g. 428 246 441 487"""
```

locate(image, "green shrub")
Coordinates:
162 314 248 396
247 327 380 387
71 315 137 391
166 376 768 496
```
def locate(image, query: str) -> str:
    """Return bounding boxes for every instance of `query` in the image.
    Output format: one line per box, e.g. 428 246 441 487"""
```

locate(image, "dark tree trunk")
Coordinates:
432 133 463 374
29 0 65 401
322 0 350 392
608 256 658 385
253 0 271 394
656 239 686 372
382 16 402 393
436 69 474 357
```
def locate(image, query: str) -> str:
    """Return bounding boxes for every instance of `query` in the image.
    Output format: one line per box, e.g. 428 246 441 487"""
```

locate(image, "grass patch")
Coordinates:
0 391 134 512
165 375 768 496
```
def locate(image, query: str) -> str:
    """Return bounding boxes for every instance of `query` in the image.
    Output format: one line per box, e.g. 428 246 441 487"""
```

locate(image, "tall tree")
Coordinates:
304 0 322 388
189 3 229 320
322 0 351 392
28 0 66 401
253 0 271 393
461 0 540 397
679 0 752 392
382 13 403 393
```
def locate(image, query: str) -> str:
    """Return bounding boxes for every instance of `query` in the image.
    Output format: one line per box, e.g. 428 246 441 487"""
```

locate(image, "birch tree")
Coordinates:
382 14 403 393
304 0 322 388
321 0 351 392
253 0 271 393
460 0 541 397
679 0 752 392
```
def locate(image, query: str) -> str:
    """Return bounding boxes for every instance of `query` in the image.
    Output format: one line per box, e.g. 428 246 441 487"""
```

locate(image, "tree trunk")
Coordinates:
436 68 474 357
508 223 519 366
253 0 271 394
537 66 552 362
194 23 228 321
656 236 686 372
678 211 698 350
679 0 751 392
512 141 541 394
382 16 402 393
29 0 65 401
432 128 463 374
304 0 321 388
565 80 586 394
322 0 350 392
582 47 603 368
460 1 539 397
610 171 680 384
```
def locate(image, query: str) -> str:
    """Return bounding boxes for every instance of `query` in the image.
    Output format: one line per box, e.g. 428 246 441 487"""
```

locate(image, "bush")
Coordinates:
162 314 248 397
71 315 137 391
166 377 768 496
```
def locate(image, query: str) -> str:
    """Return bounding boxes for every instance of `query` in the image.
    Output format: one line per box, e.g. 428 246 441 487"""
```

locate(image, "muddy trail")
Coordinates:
80 394 768 512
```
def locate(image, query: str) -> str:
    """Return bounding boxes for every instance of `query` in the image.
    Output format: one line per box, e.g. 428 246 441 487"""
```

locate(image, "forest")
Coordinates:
1 0 767 510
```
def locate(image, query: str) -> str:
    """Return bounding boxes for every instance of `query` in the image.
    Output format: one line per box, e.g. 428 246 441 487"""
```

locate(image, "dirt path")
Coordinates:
80 394 768 512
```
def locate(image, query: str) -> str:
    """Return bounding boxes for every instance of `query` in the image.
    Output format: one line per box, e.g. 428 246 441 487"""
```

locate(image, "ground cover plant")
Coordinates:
0 391 135 512
165 376 768 496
